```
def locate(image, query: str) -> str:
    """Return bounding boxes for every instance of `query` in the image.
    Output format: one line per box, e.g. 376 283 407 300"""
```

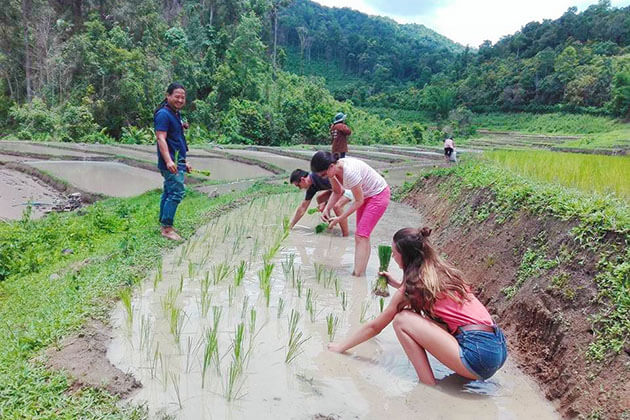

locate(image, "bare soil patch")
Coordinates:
46 320 141 398
402 176 629 418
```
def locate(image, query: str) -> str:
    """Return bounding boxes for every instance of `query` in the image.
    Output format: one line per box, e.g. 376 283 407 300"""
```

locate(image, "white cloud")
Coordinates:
312 0 630 47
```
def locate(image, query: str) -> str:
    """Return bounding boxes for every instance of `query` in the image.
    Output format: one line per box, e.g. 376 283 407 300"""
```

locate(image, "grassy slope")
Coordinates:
0 182 292 418
398 160 629 360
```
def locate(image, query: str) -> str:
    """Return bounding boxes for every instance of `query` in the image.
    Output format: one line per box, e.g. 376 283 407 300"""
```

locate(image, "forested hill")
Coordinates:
276 0 462 85
279 0 630 119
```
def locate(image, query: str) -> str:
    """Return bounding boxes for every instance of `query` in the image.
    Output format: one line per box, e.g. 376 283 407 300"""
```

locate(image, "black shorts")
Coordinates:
444 147 453 157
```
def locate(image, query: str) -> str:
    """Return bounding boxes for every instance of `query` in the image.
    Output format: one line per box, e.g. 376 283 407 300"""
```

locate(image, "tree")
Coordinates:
610 70 630 118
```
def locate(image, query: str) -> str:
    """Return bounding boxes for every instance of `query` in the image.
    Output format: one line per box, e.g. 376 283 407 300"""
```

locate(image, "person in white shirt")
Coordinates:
310 151 390 276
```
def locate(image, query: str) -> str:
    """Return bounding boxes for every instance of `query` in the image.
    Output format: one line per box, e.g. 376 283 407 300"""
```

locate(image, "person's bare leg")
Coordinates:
333 196 350 237
353 235 370 276
393 310 476 385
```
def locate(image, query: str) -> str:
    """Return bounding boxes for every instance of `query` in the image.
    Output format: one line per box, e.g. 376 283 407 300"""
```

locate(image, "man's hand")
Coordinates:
182 121 189 130
185 162 192 173
166 160 177 174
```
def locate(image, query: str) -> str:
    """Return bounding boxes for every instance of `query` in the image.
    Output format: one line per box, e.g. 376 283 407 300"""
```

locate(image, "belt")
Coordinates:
458 324 495 333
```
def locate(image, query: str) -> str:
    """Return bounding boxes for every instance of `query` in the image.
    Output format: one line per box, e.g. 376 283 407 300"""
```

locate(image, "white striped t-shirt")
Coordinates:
340 157 387 198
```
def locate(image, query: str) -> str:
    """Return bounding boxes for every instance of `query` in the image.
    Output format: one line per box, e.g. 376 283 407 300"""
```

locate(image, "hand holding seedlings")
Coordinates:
373 245 393 297
379 271 401 289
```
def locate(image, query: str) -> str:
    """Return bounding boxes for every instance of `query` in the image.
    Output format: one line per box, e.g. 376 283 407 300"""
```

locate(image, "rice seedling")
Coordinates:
228 284 235 306
169 306 186 345
200 273 212 317
307 208 319 215
296 273 303 298
334 277 341 297
179 273 184 293
290 266 301 289
223 360 244 401
281 254 295 280
222 224 231 242
212 306 222 331
234 260 246 287
307 299 317 322
201 328 219 388
340 291 347 311
282 216 290 233
153 259 163 290
314 263 325 284
159 353 169 391
233 322 245 363
305 288 313 311
285 310 310 364
315 222 329 234
373 245 392 297
185 336 194 373
240 295 250 321
211 263 232 285
118 287 133 327
170 372 182 409
249 308 257 338
139 315 152 351
360 301 370 323
326 313 340 342
149 345 160 379
161 286 179 316
277 297 285 319
379 297 385 313
188 260 195 280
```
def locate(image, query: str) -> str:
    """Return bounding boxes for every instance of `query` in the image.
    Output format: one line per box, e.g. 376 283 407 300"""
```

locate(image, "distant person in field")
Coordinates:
311 151 390 277
330 112 352 159
154 82 191 241
288 169 352 237
444 136 456 163
329 227 508 385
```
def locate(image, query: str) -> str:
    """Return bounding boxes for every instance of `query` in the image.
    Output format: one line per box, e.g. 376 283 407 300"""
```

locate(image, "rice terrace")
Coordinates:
0 1 629 419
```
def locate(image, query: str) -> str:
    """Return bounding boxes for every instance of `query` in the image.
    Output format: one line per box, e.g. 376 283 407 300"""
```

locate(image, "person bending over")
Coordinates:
329 227 508 385
310 151 390 276
288 169 351 237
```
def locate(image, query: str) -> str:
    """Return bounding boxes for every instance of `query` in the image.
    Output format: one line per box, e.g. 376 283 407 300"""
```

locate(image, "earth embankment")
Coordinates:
402 175 629 419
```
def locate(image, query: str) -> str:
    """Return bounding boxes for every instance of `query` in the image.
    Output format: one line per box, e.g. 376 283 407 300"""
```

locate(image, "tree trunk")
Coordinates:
272 8 278 69
22 0 33 101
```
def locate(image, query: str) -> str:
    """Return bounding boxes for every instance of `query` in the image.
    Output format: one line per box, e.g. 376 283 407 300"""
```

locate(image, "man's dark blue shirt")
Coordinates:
154 105 188 171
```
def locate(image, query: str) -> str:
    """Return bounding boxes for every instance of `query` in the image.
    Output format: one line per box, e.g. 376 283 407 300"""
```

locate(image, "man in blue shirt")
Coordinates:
288 168 351 236
154 83 191 241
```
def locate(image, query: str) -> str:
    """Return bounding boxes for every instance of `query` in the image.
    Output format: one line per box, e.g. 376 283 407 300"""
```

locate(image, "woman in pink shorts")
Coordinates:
311 151 390 276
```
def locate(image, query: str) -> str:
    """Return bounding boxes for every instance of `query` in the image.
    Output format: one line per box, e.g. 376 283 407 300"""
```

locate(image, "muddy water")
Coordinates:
0 168 63 220
283 148 389 169
0 141 101 158
108 194 558 419
225 149 308 172
25 161 162 197
185 156 272 180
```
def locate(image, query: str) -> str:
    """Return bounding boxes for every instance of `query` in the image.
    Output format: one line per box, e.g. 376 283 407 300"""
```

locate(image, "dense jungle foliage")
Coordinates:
1 0 628 145
281 0 630 119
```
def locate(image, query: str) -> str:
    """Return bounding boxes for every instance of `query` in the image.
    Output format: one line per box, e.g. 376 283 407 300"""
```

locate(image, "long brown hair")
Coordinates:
394 227 469 317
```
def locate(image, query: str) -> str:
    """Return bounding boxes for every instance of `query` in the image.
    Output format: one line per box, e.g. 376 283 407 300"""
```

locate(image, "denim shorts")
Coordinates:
455 326 508 380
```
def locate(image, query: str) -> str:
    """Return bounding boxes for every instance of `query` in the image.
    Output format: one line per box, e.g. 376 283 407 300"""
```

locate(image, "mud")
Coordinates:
402 176 630 418
25 161 163 197
0 168 64 220
107 194 557 419
46 320 141 397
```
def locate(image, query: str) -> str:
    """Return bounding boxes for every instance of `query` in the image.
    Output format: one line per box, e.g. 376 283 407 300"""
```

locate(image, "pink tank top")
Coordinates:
432 292 494 334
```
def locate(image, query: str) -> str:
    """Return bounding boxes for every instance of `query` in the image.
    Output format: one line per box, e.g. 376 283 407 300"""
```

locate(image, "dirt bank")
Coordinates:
402 175 629 418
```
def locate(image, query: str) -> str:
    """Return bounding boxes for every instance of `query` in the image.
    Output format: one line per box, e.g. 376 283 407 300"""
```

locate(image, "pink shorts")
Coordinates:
356 186 390 238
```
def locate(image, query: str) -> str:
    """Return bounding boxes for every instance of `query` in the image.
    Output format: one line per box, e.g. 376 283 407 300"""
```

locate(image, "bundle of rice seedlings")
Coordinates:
315 222 329 234
307 208 319 215
373 245 392 297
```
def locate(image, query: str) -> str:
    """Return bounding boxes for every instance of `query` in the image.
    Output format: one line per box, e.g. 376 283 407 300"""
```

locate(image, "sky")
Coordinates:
311 0 630 47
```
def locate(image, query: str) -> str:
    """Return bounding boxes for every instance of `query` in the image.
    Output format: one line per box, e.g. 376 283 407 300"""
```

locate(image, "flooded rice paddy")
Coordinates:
108 194 558 419
26 161 163 197
224 149 309 172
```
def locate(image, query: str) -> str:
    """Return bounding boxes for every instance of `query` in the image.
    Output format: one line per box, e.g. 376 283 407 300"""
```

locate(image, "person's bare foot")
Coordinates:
161 226 183 241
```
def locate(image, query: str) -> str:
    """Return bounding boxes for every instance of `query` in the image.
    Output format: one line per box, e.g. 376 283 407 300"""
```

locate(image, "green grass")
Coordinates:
483 149 630 201
0 182 292 417
472 112 625 135
562 127 630 150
